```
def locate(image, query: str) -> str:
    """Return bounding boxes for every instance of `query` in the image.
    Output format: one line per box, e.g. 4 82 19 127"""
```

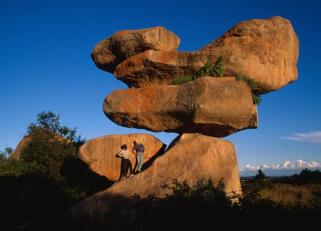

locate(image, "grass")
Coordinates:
259 183 321 207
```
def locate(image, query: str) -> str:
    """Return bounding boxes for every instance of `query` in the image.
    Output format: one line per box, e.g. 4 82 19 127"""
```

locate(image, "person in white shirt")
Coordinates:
115 144 133 180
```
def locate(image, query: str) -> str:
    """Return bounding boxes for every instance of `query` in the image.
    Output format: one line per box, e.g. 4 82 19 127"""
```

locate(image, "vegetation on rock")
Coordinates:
171 75 194 85
172 56 224 85
195 56 224 78
236 74 262 105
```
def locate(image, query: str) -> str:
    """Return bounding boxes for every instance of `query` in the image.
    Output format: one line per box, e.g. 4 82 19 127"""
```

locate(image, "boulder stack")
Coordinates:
72 16 298 217
93 16 298 93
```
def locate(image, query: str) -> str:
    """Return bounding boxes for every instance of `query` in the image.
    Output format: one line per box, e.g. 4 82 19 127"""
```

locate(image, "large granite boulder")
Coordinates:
199 16 299 93
114 50 211 88
91 26 180 73
104 77 258 137
100 16 298 93
79 134 166 181
68 133 241 220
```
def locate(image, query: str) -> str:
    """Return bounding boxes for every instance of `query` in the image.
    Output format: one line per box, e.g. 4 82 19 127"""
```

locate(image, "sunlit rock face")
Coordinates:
79 133 166 181
94 16 298 93
104 77 258 137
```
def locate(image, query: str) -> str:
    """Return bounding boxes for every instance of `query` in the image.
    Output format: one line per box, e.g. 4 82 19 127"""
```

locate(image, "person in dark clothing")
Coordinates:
115 144 133 181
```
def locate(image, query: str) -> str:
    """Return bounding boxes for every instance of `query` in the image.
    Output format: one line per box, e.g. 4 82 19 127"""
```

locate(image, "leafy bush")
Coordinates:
171 56 224 85
236 74 262 105
171 75 194 85
195 56 224 78
198 56 224 77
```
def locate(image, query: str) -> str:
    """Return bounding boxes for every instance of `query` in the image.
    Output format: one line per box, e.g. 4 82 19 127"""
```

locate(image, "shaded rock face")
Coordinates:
68 134 241 219
79 134 166 181
95 16 298 93
104 77 258 137
91 26 180 73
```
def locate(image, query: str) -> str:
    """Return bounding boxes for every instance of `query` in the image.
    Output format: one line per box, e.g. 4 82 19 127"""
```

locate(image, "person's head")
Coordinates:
121 144 127 150
133 141 137 145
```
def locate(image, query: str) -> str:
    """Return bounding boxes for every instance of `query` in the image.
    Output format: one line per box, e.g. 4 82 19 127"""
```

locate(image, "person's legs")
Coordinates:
137 152 143 172
128 160 133 175
133 158 138 173
123 159 130 178
119 159 125 181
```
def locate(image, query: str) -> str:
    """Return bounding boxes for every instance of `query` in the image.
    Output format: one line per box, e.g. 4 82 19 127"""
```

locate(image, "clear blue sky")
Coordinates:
1 0 321 169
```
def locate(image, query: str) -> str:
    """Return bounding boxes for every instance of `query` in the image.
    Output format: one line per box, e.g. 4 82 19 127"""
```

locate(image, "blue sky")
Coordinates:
1 0 321 171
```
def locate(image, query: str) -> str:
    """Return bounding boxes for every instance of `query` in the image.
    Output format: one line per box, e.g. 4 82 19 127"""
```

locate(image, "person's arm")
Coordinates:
116 150 124 158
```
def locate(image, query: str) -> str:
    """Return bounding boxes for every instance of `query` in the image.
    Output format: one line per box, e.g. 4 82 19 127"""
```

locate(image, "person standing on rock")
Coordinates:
115 144 133 180
132 141 145 173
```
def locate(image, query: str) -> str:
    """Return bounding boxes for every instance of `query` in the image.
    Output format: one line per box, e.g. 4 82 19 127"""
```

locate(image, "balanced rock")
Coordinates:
104 77 258 137
91 26 180 73
68 134 241 219
79 134 166 181
114 50 211 88
112 16 298 93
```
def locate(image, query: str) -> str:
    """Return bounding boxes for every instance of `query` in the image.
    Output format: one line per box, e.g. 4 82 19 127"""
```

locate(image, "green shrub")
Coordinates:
235 74 262 105
195 56 224 78
235 74 258 90
252 94 262 105
171 75 194 85
172 57 225 85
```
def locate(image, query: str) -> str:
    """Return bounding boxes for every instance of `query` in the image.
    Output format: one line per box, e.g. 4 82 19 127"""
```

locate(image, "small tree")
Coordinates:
21 111 85 178
27 111 83 144
254 169 267 180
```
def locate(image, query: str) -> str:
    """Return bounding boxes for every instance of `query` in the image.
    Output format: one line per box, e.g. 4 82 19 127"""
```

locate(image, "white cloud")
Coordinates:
241 159 321 172
282 131 321 144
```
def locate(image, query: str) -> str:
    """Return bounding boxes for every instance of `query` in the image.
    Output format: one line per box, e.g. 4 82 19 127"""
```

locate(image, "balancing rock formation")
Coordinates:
72 16 298 218
93 16 298 93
